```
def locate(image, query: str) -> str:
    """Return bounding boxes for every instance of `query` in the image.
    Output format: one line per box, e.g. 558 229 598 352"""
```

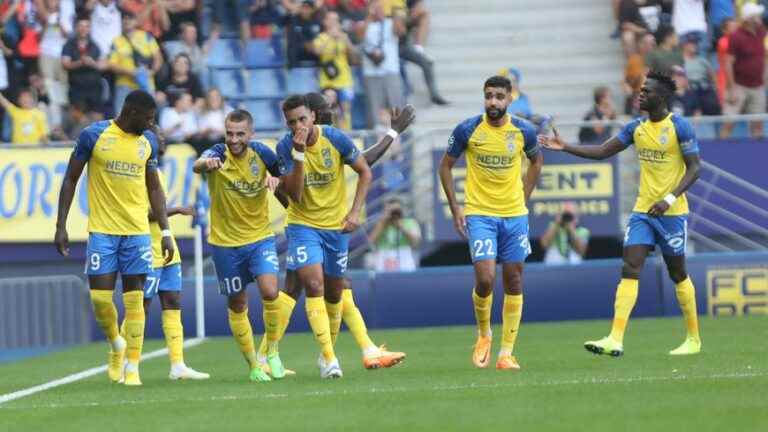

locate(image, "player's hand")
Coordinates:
538 127 566 151
390 104 416 134
452 208 467 240
647 200 670 217
265 174 280 193
341 210 361 233
204 157 223 171
54 227 70 257
161 236 174 264
292 127 309 152
177 206 196 217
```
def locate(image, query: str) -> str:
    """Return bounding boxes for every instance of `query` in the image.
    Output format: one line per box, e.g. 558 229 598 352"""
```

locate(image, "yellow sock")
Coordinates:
472 289 493 337
162 309 184 366
500 294 523 355
262 298 281 354
90 290 119 342
675 277 700 341
228 308 258 369
326 300 343 345
122 291 146 365
258 292 297 357
609 278 639 343
341 289 376 351
306 296 335 362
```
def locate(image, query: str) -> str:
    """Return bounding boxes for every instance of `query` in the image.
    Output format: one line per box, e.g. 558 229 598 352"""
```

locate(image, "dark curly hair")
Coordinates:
646 70 677 101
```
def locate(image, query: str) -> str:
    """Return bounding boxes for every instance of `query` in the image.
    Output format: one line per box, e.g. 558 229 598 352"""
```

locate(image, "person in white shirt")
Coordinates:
673 0 707 52
189 87 233 155
88 0 122 60
40 0 75 129
360 0 406 128
160 91 198 144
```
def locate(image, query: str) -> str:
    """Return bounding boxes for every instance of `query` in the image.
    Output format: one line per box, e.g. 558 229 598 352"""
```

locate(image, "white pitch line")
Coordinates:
0 338 206 406
2 369 766 411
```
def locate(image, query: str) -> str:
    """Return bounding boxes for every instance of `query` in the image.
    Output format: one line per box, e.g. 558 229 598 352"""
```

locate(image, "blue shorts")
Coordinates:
211 237 279 296
285 224 349 277
144 263 182 299
466 215 531 263
85 233 152 276
624 213 688 256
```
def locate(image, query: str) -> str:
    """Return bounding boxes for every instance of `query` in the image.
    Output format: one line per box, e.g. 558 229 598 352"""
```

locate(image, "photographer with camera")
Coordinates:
368 196 422 272
540 202 590 265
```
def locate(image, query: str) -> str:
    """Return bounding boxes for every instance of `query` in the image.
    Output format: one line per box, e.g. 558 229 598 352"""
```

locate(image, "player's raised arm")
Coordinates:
342 155 372 233
192 155 223 173
539 127 626 160
363 104 416 166
279 128 308 203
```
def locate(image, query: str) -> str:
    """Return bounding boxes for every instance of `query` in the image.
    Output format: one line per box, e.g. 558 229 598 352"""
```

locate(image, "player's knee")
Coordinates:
227 296 248 313
304 278 323 297
161 295 181 310
505 272 522 295
475 273 494 296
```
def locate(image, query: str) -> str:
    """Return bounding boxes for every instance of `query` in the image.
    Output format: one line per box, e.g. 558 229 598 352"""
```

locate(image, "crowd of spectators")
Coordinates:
589 0 768 142
0 0 447 146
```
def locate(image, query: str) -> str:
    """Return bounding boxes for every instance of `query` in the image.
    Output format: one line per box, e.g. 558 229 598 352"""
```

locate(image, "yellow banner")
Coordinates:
531 163 614 200
707 267 768 316
1 140 363 243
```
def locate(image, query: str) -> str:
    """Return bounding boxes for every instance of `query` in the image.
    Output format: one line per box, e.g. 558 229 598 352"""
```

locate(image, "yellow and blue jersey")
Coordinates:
447 114 539 218
149 170 181 268
109 30 160 90
73 120 159 235
277 125 361 230
202 141 283 247
616 113 700 216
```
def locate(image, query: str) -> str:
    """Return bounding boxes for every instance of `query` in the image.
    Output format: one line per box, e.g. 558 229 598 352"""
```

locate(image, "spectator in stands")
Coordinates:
327 0 367 33
396 0 448 106
715 18 737 105
159 91 197 144
108 11 163 114
312 10 357 129
361 0 404 128
709 0 735 51
368 196 421 272
721 2 766 138
61 15 105 117
670 65 694 115
161 0 197 42
163 21 207 77
680 35 720 115
499 67 533 119
618 0 650 56
86 0 121 60
673 0 706 54
15 0 44 78
250 0 285 38
540 202 589 265
0 88 49 145
624 32 655 114
578 86 617 145
50 99 89 139
28 71 52 121
156 53 204 111
645 25 683 76
190 87 232 155
39 0 74 130
119 0 170 40
211 0 252 45
282 0 322 68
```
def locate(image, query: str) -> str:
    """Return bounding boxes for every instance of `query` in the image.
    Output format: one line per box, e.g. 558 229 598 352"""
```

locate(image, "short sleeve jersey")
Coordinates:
202 141 283 247
616 113 700 215
446 114 540 217
72 120 159 235
277 125 361 230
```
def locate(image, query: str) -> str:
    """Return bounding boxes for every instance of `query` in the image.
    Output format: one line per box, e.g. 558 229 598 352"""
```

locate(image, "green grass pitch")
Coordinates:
1 316 766 431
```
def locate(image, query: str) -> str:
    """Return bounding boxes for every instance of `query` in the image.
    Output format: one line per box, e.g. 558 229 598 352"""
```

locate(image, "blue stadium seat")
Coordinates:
244 40 284 68
286 67 319 94
210 68 244 98
206 39 242 68
243 99 284 131
245 69 285 97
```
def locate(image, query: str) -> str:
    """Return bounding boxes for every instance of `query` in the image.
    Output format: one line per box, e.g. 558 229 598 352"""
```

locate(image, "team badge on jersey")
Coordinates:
505 131 517 152
249 156 260 176
659 127 670 145
322 147 333 168
138 145 146 159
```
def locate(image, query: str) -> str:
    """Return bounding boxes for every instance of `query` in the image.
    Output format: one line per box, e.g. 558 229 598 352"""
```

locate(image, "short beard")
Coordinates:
485 106 506 121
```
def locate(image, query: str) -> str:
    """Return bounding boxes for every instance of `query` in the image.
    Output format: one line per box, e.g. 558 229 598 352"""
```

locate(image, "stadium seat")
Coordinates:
244 40 284 68
245 69 285 98
243 99 284 131
206 39 242 68
286 68 319 94
210 68 244 98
